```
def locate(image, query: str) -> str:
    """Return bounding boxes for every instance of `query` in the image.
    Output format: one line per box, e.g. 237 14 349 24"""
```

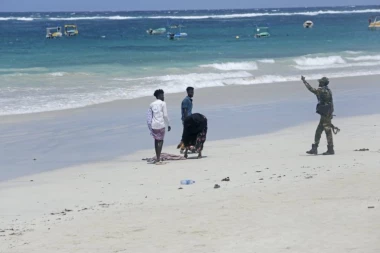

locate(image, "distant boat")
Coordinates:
303 20 314 28
64 25 79 36
46 27 62 39
167 32 188 40
254 26 270 38
368 16 380 29
167 24 187 40
146 27 166 35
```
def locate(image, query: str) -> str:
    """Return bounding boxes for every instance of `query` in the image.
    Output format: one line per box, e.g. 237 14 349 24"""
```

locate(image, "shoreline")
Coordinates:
1 74 380 124
1 113 379 252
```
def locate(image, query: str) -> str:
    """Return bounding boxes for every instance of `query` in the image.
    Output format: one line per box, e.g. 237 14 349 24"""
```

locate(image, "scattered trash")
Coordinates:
256 171 262 173
221 177 230 182
305 175 313 179
178 187 183 190
368 206 375 209
214 184 220 189
355 148 369 151
180 180 195 185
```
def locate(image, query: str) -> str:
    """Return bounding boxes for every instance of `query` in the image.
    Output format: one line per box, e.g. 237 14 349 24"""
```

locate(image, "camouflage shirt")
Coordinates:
304 82 333 105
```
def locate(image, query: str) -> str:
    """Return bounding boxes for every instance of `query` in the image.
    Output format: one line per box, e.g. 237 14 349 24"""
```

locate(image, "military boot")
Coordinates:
323 145 335 155
306 144 318 155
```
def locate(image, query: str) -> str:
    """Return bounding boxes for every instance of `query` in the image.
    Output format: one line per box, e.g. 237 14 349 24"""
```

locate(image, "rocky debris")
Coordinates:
221 177 230 182
214 184 220 189
355 148 369 151
51 209 73 216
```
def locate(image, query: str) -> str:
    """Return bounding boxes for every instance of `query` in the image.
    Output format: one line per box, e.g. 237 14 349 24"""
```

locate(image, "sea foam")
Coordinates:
199 62 258 71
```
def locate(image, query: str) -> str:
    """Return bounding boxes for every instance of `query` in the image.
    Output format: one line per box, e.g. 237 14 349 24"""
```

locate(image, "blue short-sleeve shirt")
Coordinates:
181 96 193 121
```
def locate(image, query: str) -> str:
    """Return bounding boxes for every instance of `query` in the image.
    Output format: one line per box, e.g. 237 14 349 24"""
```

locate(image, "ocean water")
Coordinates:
1 6 380 115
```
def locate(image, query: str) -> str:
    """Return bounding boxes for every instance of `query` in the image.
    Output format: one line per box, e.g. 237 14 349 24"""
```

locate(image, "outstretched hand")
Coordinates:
301 75 306 82
168 126 171 132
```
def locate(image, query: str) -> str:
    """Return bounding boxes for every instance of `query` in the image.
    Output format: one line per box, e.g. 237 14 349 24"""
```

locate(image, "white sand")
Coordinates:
1 114 380 253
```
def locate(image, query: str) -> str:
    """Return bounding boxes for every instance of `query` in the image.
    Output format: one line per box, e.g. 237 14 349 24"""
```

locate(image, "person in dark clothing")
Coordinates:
182 113 207 159
177 87 194 153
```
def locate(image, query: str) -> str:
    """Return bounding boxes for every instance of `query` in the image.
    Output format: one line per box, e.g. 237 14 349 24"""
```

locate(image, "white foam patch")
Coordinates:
222 70 380 86
258 59 275 64
199 62 258 71
0 17 35 21
344 51 363 55
294 56 346 66
294 61 380 70
49 72 67 77
346 55 380 61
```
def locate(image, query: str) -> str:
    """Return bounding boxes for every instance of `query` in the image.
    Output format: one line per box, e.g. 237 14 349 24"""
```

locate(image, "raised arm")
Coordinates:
301 76 318 95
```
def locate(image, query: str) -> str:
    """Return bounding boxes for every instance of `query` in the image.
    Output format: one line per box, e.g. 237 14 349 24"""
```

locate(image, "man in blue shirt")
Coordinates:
181 87 194 121
178 87 194 152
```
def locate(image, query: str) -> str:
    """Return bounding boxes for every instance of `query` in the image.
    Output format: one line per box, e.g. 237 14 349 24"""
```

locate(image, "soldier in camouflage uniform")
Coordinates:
301 76 335 155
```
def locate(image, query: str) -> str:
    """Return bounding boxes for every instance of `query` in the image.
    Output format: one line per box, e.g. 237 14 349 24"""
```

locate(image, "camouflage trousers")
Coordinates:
314 115 333 146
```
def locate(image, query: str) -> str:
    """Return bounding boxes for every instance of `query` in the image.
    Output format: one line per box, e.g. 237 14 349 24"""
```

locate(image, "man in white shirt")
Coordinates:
147 89 171 164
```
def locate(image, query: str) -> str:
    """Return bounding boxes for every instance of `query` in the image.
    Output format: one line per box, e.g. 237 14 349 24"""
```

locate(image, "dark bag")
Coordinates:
316 103 332 116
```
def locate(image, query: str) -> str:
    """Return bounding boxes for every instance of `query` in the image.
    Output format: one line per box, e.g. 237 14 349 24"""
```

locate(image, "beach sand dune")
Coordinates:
1 114 380 253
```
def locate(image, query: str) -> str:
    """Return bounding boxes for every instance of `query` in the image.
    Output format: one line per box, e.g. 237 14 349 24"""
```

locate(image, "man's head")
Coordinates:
154 89 164 101
318 77 329 87
186 87 194 98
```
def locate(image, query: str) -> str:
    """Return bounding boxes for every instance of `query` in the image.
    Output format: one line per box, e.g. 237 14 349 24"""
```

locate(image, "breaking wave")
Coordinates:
199 62 258 71
1 8 380 21
294 56 346 66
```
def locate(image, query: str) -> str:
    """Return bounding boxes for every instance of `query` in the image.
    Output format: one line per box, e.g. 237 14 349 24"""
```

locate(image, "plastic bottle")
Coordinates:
180 180 195 185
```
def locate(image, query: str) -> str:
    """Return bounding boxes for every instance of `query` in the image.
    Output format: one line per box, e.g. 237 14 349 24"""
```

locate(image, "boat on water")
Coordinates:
254 26 270 38
368 16 380 29
46 27 62 39
303 20 314 28
64 25 79 36
167 32 188 40
167 25 188 40
147 28 166 35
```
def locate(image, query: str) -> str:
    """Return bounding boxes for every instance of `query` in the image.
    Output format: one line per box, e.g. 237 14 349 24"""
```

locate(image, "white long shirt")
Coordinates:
147 99 170 130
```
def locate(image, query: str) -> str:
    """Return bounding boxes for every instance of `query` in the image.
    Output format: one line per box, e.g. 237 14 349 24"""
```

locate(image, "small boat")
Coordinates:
167 25 187 40
167 32 188 40
64 25 79 36
46 27 62 39
146 27 166 35
303 20 314 28
254 26 270 38
368 16 380 29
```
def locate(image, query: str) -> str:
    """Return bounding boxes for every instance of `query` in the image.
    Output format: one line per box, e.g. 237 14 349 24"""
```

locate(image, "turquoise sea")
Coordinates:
1 6 380 115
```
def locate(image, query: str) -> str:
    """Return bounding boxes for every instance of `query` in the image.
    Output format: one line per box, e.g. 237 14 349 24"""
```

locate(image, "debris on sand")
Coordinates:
354 148 369 151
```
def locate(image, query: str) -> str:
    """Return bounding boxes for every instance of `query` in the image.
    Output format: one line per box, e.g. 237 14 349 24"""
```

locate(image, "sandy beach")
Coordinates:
1 112 380 252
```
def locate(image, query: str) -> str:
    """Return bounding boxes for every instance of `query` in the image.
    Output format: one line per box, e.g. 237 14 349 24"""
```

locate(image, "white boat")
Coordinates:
167 32 188 39
303 21 314 28
46 27 62 39
167 24 187 40
368 16 380 29
146 27 166 35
